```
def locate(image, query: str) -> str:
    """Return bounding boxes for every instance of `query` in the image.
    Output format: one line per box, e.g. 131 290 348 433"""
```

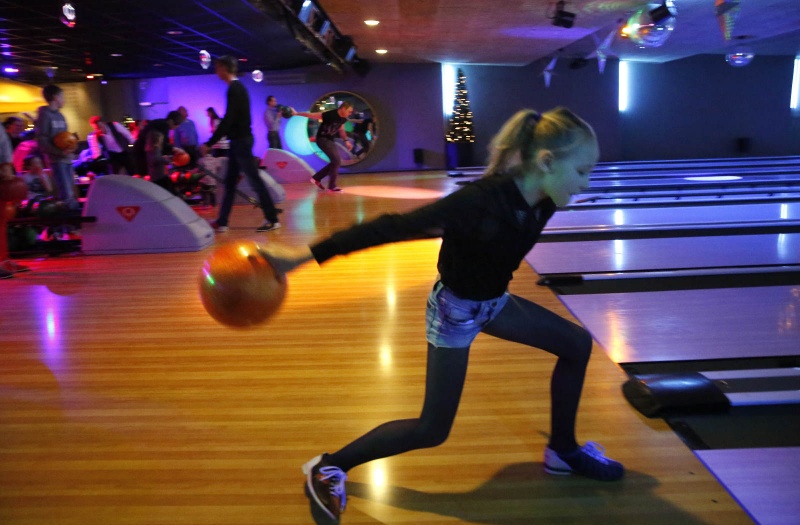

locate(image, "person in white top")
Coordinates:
206 107 229 158
88 116 136 175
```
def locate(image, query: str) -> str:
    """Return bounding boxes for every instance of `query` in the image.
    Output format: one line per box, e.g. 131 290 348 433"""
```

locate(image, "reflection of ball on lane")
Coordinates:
198 241 287 328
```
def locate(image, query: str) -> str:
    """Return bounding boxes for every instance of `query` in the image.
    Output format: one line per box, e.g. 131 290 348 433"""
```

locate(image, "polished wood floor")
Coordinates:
0 172 753 524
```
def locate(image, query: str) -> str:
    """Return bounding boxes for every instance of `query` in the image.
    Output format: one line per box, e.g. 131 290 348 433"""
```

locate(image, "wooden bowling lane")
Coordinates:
586 156 800 198
556 284 800 363
0 172 752 525
554 202 800 229
587 172 800 193
547 201 800 233
591 163 800 180
695 448 800 525
594 156 800 175
566 189 800 209
528 233 800 275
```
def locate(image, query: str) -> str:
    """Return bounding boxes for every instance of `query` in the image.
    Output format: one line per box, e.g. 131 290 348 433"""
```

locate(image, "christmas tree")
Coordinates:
446 68 475 143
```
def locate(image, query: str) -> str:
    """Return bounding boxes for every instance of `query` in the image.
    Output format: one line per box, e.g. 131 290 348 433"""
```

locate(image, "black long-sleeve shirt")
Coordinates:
206 79 253 146
310 172 557 300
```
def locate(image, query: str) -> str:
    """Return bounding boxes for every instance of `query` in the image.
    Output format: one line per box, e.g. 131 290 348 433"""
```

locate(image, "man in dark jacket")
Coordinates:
200 55 280 233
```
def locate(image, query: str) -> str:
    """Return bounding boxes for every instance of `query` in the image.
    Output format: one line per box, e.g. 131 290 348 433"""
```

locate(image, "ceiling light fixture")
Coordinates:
551 1 576 29
364 20 380 26
649 2 676 24
624 1 677 48
375 49 388 54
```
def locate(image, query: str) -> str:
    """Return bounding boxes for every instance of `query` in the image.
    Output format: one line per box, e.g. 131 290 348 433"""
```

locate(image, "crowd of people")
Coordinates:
2 79 377 212
0 69 296 242
1 65 385 266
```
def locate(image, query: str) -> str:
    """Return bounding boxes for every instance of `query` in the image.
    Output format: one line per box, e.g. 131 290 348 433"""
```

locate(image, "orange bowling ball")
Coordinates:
172 148 190 167
198 240 287 328
54 131 78 151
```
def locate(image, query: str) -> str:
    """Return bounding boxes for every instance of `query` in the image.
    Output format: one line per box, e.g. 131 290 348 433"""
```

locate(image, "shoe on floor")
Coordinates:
302 454 347 522
1 260 31 273
544 442 624 481
256 221 281 232
209 220 229 233
328 187 343 192
310 178 325 190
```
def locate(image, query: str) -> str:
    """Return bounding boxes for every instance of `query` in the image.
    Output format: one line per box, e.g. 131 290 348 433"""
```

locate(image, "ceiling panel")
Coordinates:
1 0 799 86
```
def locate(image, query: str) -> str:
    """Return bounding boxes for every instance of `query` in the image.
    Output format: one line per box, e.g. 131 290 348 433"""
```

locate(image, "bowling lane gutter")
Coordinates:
537 265 800 295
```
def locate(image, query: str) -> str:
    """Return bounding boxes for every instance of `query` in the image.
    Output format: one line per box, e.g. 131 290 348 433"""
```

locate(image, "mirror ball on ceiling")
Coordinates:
626 1 676 49
61 2 76 27
725 46 754 67
200 50 212 70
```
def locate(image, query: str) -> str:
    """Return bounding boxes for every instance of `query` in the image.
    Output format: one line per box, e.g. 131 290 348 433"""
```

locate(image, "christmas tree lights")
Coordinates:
446 68 475 143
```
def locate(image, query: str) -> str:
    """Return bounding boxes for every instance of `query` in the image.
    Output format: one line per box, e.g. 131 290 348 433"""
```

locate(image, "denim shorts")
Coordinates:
425 280 510 348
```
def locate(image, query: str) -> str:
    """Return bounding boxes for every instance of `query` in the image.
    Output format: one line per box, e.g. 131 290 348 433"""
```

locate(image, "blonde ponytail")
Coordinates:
485 107 595 176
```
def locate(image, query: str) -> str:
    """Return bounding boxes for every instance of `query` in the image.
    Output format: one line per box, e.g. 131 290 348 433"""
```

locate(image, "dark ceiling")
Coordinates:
2 0 800 87
0 0 326 85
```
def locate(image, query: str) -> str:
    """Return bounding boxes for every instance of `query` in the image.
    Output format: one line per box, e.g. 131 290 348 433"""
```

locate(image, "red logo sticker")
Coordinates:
116 206 141 222
276 161 288 169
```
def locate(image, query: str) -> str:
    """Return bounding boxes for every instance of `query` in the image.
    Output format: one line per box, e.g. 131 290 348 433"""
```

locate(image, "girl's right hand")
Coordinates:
256 243 314 276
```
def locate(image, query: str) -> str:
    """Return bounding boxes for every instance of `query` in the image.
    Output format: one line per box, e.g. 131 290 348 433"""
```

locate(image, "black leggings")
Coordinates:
327 293 592 472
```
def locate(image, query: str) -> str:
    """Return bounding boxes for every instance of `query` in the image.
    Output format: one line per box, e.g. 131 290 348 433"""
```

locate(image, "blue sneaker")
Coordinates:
544 442 624 481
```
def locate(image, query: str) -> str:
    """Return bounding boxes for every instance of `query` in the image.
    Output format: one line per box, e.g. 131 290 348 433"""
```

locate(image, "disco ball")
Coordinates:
725 47 754 67
61 2 76 28
626 1 677 49
251 69 263 83
199 50 211 70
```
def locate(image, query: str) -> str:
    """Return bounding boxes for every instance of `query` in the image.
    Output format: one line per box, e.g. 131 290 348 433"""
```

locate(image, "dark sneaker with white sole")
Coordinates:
302 454 347 522
544 442 624 481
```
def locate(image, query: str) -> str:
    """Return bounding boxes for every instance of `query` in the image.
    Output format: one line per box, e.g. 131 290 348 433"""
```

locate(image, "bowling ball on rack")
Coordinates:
198 240 288 328
172 148 191 167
